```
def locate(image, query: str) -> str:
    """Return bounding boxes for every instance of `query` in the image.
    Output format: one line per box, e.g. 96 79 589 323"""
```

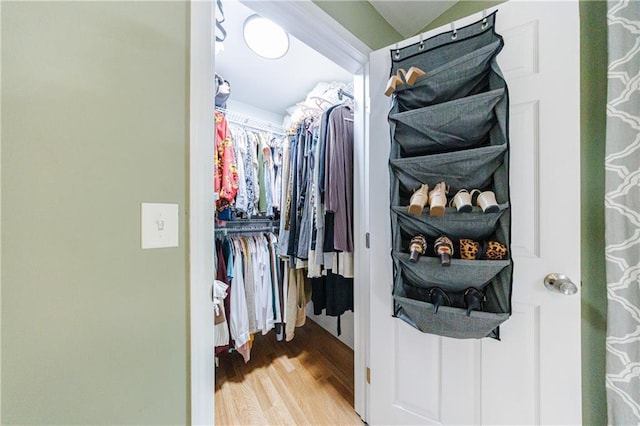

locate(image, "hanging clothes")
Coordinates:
215 230 312 360
231 128 249 214
229 239 251 362
275 91 355 334
215 239 232 355
223 118 285 220
285 261 312 341
213 279 230 348
325 105 354 252
296 122 317 260
215 88 354 356
214 111 239 211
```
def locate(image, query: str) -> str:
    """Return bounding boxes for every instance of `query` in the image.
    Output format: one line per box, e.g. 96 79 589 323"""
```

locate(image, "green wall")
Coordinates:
579 2 608 425
319 1 608 424
1 1 189 424
313 1 402 50
420 1 505 33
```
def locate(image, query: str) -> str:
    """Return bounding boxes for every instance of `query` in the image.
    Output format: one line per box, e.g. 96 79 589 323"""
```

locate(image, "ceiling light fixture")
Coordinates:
243 14 289 60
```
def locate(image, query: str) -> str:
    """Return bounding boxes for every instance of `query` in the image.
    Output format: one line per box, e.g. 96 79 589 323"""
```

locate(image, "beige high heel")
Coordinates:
408 183 429 215
404 66 426 84
385 69 405 97
429 182 449 217
470 189 499 213
384 67 426 96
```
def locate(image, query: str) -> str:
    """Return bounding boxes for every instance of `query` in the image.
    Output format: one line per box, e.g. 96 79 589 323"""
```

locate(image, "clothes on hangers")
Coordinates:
214 86 354 345
215 239 232 356
214 111 239 211
325 104 354 252
214 232 311 361
277 94 355 332
227 124 285 219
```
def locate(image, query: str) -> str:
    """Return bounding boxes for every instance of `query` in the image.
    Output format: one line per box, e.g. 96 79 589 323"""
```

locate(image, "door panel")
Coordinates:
509 100 540 257
482 304 539 424
367 2 580 424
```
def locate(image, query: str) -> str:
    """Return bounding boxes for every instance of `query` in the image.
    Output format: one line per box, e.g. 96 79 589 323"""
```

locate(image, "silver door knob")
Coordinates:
544 273 578 295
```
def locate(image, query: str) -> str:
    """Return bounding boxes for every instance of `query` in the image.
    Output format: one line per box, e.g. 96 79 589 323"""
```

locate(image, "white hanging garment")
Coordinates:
213 279 229 347
230 241 251 362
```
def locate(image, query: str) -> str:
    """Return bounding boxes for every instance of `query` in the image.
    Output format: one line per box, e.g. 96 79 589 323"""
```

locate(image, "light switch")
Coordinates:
141 203 179 249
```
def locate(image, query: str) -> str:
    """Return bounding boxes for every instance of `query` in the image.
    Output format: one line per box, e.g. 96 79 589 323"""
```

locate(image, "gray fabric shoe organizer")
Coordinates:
387 11 513 339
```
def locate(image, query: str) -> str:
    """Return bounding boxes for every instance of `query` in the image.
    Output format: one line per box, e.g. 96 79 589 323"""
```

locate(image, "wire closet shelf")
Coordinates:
216 107 287 136
215 218 279 236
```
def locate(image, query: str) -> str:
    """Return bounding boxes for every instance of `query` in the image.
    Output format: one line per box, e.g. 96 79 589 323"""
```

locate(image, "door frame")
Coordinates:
189 2 215 425
188 1 372 424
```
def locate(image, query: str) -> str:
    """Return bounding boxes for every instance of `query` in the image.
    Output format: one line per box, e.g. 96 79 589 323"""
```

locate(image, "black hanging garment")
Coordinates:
387 12 513 339
215 239 232 354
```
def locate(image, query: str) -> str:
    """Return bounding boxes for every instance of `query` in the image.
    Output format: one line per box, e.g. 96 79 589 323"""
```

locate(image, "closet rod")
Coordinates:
215 218 279 235
216 107 286 136
215 227 277 236
337 88 353 100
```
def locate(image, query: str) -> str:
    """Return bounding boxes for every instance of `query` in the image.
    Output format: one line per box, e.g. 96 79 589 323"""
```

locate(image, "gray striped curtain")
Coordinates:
605 1 640 424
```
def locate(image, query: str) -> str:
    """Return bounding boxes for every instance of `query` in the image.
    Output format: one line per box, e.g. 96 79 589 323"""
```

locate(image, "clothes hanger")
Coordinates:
297 103 322 119
309 96 333 110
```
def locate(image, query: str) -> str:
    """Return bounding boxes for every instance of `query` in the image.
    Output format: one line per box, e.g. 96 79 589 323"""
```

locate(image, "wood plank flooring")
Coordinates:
215 319 363 425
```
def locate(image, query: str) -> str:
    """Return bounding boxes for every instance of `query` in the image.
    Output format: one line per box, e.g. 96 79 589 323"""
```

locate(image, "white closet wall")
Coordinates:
225 99 284 125
308 306 355 349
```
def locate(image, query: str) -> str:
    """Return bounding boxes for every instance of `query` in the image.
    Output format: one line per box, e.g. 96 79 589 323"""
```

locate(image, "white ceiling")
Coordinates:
215 0 353 117
215 0 453 116
370 1 455 38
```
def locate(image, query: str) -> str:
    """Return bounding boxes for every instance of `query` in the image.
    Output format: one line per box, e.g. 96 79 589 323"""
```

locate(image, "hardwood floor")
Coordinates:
215 318 363 425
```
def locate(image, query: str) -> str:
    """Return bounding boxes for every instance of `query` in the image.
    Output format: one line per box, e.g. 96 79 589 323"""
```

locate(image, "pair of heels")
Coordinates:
459 238 508 260
384 66 426 97
408 234 453 266
427 287 485 316
450 188 500 213
408 182 449 217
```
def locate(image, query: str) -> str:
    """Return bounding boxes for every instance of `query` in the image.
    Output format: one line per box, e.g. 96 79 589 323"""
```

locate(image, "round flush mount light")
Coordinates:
243 14 289 59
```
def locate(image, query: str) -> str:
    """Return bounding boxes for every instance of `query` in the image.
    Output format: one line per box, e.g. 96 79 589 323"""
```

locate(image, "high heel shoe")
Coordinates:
470 189 499 213
458 238 508 260
463 287 485 316
428 182 449 217
409 234 427 262
449 189 473 213
384 67 426 96
427 287 450 314
404 66 426 84
408 183 429 215
384 71 404 97
434 235 454 267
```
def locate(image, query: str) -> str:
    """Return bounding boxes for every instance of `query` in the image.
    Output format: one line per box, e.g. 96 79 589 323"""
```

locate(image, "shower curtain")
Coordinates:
605 0 640 423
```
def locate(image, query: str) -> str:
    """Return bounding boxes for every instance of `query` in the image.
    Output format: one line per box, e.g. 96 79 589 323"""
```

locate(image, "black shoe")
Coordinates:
427 287 450 314
463 287 485 316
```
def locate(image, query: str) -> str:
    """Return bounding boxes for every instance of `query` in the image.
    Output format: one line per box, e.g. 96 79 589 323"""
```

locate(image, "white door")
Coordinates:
367 2 581 425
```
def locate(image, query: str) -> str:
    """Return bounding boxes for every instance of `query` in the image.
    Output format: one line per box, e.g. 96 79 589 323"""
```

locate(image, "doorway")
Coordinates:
189 1 372 424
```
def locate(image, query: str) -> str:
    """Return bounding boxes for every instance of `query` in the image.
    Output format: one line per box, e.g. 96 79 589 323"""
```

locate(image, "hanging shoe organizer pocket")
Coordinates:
391 32 503 111
389 144 507 194
390 88 505 155
387 11 513 340
391 204 507 241
393 251 510 290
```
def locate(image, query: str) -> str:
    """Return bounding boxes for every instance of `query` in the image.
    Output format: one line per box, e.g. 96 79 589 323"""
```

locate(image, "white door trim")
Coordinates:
189 1 215 425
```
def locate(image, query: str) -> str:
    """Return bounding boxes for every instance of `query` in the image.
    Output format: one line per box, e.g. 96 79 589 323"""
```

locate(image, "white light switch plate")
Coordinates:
141 203 179 249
